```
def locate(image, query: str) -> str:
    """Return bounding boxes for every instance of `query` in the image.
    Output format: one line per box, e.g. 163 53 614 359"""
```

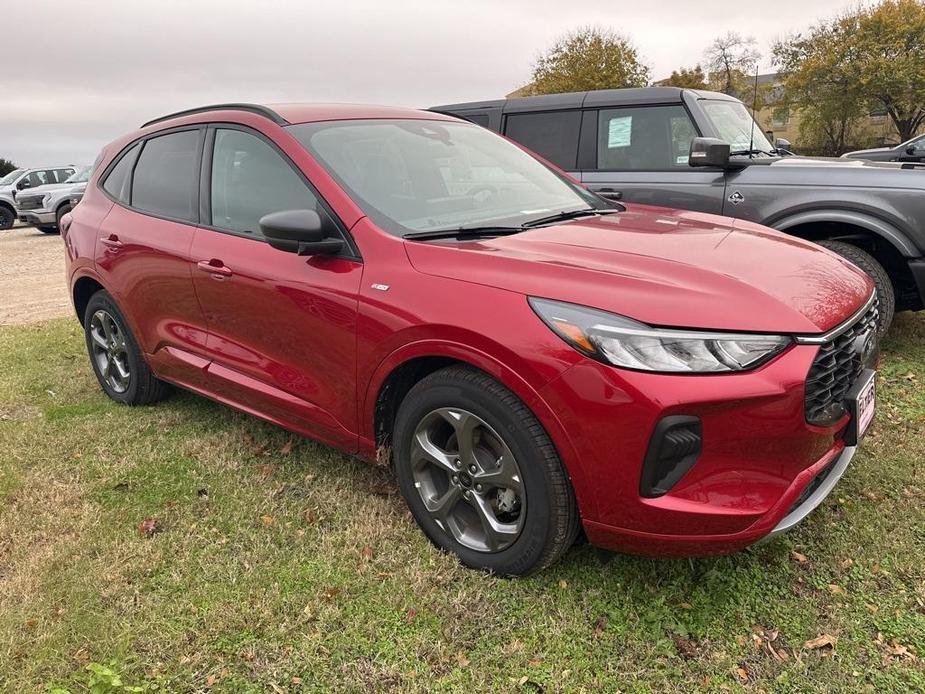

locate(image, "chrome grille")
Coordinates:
804 298 878 425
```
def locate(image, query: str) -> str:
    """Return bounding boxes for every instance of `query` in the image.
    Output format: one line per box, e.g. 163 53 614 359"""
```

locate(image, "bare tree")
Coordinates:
705 32 760 96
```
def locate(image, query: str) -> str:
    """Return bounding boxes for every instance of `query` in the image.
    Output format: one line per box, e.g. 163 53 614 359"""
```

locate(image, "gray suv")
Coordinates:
14 166 91 234
0 165 78 230
433 88 925 333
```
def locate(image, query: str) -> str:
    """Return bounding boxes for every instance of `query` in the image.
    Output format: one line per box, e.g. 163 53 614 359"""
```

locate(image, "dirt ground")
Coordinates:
0 224 71 326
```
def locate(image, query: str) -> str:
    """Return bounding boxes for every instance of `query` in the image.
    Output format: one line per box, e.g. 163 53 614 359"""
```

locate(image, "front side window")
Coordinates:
22 170 50 188
700 100 774 154
289 119 604 237
597 106 699 170
131 130 200 222
102 143 141 203
210 128 323 235
503 110 581 169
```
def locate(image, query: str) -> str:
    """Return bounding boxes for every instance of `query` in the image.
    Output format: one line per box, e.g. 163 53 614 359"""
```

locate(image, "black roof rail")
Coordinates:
141 103 289 128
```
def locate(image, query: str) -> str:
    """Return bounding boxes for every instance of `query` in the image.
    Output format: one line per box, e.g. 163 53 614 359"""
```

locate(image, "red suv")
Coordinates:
63 103 878 575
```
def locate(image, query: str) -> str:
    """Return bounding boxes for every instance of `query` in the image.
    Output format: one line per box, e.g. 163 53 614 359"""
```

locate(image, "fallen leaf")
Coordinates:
679 602 693 609
291 676 303 684
558 579 568 589
405 608 417 623
360 545 374 561
256 463 275 480
593 616 607 637
735 666 749 683
206 674 216 687
804 634 837 650
280 438 295 455
457 652 470 668
790 551 808 563
138 518 160 537
244 432 266 454
322 586 340 602
261 515 274 527
303 508 318 524
828 584 846 595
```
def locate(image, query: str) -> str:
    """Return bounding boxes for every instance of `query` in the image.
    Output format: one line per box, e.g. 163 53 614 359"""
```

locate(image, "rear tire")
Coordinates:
0 206 14 230
393 365 580 576
83 290 170 406
818 240 894 336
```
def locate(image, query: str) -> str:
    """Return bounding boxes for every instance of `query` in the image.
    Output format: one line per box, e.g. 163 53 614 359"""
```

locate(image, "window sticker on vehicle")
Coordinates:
676 155 689 165
607 117 632 148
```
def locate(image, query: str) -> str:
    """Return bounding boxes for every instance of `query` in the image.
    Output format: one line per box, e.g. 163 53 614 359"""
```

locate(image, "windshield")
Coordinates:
288 119 607 236
0 169 24 186
700 100 774 154
65 166 92 184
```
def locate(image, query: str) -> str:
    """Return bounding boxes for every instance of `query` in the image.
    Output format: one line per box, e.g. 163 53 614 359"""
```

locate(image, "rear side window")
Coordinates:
504 110 581 170
131 130 200 222
102 143 141 203
53 168 75 182
597 105 698 170
210 128 325 236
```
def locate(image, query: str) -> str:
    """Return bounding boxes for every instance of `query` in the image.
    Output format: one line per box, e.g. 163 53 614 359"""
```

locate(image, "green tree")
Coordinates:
775 0 925 144
0 158 17 177
527 27 650 95
659 65 708 89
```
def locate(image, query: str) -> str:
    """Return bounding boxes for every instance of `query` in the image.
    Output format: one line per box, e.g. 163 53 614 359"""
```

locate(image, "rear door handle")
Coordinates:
100 235 123 249
593 187 623 201
196 259 233 278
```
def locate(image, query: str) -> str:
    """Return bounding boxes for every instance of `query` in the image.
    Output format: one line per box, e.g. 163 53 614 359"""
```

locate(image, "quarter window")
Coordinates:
102 143 141 203
597 106 698 170
504 110 581 170
210 128 324 236
131 130 200 222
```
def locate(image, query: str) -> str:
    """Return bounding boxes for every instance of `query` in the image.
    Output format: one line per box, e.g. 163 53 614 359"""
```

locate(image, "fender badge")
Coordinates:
371 283 390 291
728 191 745 205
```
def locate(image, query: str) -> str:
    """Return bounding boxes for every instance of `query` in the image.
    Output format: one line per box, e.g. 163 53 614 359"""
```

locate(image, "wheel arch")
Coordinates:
363 340 594 517
72 274 107 323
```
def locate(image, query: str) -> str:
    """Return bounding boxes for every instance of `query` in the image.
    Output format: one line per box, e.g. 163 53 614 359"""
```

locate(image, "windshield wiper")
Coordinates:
730 148 774 157
521 207 619 229
403 226 526 241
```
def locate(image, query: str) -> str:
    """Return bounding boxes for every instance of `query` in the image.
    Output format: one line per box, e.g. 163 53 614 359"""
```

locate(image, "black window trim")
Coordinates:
98 124 205 226
588 103 705 173
501 108 582 171
198 122 361 261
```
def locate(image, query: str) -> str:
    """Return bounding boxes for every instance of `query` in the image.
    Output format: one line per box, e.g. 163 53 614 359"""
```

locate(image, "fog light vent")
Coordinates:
640 416 702 498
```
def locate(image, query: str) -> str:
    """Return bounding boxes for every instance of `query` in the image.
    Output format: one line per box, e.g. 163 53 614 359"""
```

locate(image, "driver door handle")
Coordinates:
100 235 123 249
196 259 233 278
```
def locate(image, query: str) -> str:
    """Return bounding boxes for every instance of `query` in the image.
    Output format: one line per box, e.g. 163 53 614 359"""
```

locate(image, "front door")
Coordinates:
190 126 363 449
581 105 727 214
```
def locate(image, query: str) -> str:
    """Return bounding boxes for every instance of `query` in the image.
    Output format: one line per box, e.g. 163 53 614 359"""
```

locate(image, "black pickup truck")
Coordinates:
433 87 925 333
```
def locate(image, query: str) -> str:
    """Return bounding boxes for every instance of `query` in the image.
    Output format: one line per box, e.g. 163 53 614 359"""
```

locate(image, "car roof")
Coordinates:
141 102 458 129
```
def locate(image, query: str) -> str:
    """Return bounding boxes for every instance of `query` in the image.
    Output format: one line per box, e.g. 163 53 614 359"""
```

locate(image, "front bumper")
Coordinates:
18 210 55 225
539 341 862 556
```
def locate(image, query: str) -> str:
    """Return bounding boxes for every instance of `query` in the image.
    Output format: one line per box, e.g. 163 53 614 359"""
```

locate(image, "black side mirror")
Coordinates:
688 137 731 168
906 144 917 155
775 138 792 151
259 209 344 256
18 179 31 190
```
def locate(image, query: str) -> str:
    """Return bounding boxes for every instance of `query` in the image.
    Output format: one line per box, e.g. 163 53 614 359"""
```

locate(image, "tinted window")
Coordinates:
465 113 490 127
56 168 76 182
23 170 50 188
102 143 141 203
210 129 323 235
597 106 699 170
504 110 581 169
131 130 200 222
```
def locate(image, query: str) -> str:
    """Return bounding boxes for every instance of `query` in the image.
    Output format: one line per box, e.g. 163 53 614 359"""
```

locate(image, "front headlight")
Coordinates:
529 297 790 373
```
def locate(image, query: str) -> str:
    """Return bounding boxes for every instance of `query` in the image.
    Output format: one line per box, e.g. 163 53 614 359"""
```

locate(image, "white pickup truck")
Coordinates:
0 165 80 231
12 167 91 234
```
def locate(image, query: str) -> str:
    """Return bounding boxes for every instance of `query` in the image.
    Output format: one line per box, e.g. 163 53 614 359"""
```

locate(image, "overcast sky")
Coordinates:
4 0 855 167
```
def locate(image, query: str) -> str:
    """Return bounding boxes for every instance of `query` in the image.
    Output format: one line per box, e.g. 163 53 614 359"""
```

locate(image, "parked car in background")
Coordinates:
15 166 91 234
842 133 925 163
64 103 877 575
433 88 925 334
0 165 78 230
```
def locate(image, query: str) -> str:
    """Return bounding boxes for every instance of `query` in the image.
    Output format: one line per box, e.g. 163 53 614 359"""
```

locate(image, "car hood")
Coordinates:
404 205 873 334
842 147 892 157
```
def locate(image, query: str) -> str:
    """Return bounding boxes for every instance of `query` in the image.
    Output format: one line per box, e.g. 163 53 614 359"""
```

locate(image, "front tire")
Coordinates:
0 206 14 230
818 240 894 336
83 290 170 405
393 365 580 576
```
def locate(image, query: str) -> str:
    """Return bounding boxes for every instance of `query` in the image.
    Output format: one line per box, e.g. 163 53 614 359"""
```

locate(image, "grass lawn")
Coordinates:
0 316 923 693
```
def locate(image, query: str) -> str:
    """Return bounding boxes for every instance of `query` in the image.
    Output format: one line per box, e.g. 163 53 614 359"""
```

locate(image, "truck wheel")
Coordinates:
818 240 894 336
0 206 14 230
56 204 72 229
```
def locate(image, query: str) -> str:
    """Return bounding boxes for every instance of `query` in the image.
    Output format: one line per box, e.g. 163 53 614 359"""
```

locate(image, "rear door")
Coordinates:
95 128 211 388
189 125 363 449
580 104 726 213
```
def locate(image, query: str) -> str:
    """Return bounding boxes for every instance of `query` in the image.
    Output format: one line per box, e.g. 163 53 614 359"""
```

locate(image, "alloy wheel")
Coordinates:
89 310 131 393
410 407 525 552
